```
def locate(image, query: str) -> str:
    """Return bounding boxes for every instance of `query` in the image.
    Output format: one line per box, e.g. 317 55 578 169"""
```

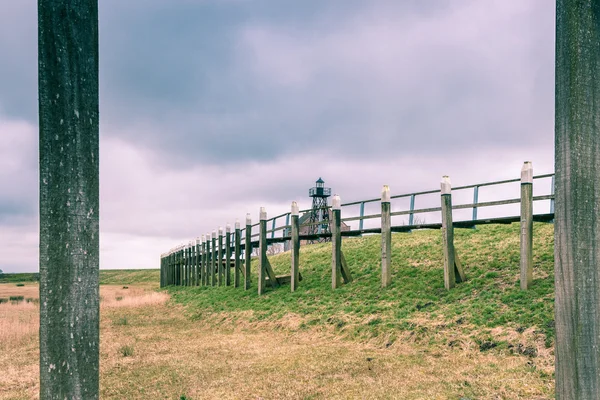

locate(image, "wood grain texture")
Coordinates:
381 201 392 287
520 183 533 290
38 2 100 397
555 1 600 398
291 215 300 292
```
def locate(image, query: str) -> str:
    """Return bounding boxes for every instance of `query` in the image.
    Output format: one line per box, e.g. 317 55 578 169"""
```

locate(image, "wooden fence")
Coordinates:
160 162 554 294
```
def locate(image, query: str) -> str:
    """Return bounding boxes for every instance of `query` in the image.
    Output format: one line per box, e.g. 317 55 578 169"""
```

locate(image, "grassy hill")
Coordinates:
169 222 555 356
99 269 159 285
1 269 159 286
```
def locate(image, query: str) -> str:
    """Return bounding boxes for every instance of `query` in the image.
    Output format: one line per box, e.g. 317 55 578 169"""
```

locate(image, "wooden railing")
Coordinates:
160 162 554 293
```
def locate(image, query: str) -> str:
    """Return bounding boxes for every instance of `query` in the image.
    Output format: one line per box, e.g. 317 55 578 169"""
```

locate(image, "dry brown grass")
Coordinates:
0 282 553 399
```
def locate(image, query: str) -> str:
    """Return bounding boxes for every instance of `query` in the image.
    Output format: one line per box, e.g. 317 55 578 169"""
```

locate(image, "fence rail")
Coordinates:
160 162 553 294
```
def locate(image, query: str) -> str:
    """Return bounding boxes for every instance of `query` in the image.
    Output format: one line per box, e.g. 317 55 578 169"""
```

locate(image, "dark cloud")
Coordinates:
0 0 556 271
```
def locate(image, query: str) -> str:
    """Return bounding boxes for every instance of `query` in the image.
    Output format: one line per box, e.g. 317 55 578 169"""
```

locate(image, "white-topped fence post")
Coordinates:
245 214 252 290
520 161 533 290
381 185 392 288
291 202 300 292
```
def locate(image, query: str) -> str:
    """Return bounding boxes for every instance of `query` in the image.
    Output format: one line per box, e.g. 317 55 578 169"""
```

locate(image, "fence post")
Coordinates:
203 234 209 286
198 237 204 286
226 224 232 286
234 220 241 288
259 208 267 295
218 227 224 286
441 176 456 290
332 195 342 289
167 250 171 286
291 202 300 292
409 194 415 226
245 214 252 290
520 161 533 290
187 242 192 287
160 254 164 288
381 185 392 288
472 185 479 222
195 237 200 286
211 231 217 286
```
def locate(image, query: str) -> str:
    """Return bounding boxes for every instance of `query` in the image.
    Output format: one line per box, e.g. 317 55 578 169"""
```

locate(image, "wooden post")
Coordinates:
195 237 200 286
202 234 208 286
234 220 241 288
225 224 232 286
179 246 183 286
245 214 252 290
186 243 191 287
332 195 342 289
218 227 224 286
259 208 267 295
520 162 533 290
291 202 300 292
38 1 100 397
175 247 178 286
211 231 217 286
168 250 171 286
555 2 600 397
160 255 163 288
441 176 456 290
381 185 392 287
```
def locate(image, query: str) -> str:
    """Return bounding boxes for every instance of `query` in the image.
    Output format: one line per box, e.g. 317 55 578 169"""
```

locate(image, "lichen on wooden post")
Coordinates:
331 195 342 289
555 1 600 397
291 202 300 292
381 185 392 288
520 162 533 290
245 214 252 290
39 0 100 394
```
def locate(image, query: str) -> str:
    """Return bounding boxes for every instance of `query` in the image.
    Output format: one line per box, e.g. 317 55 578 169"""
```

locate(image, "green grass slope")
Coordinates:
170 223 554 351
100 269 160 285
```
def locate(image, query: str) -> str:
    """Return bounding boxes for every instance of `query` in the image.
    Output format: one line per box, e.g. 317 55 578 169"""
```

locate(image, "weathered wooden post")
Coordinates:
555 1 600 397
202 234 208 286
39 1 100 397
440 176 466 289
171 249 175 286
175 247 179 286
291 202 300 292
381 185 392 287
211 231 217 286
225 224 232 286
441 176 456 289
245 214 252 290
332 195 342 289
259 208 267 295
166 250 170 286
520 161 533 290
195 236 202 286
160 254 164 288
186 242 191 287
218 227 224 286
234 220 241 288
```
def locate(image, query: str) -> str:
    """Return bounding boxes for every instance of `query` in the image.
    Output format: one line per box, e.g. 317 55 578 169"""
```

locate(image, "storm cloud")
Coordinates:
0 0 555 271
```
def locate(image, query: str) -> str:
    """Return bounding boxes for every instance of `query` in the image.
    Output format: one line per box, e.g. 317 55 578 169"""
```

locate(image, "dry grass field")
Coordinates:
1 287 552 399
0 224 556 399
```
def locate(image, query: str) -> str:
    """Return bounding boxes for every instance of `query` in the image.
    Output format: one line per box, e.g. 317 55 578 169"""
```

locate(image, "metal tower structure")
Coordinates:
308 177 331 242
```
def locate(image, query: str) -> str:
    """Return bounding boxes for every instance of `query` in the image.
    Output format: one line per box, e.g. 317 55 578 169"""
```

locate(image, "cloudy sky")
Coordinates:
1 1 555 272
